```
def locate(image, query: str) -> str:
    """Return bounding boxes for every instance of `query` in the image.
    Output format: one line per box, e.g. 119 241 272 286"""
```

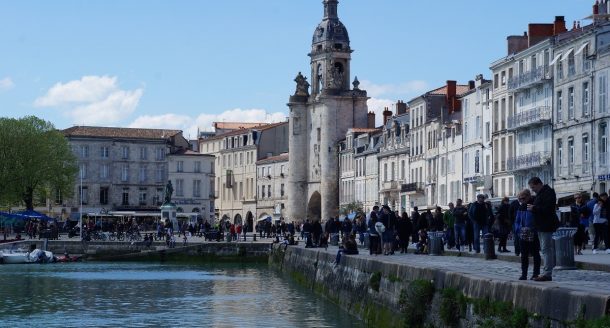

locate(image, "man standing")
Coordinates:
443 203 455 249
452 199 468 252
527 177 558 282
468 194 490 253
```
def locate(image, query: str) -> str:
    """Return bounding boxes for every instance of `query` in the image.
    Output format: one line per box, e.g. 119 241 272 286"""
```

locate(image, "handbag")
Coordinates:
519 227 535 242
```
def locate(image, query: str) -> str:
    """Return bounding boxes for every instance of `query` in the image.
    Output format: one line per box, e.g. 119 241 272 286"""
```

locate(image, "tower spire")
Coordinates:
323 0 338 20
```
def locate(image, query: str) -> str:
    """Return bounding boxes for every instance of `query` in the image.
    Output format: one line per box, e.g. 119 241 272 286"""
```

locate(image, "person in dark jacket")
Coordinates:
468 194 491 253
508 197 521 256
411 207 420 243
527 177 558 282
396 212 413 253
495 197 511 253
515 189 540 280
368 212 381 255
453 199 468 252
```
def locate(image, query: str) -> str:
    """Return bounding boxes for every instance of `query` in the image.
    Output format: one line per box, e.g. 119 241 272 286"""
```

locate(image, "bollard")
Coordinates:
553 227 577 270
483 233 496 260
253 232 257 241
427 231 444 256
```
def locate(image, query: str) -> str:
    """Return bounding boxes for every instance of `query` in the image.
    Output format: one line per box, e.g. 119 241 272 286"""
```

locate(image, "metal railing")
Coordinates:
507 151 551 171
508 66 548 91
507 106 552 130
401 182 425 194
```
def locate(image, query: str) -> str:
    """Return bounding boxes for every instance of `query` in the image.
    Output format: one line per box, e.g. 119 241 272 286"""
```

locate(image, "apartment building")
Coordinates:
256 154 288 221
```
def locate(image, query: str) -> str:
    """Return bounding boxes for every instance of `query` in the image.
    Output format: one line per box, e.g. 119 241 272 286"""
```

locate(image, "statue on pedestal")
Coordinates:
294 72 310 96
164 180 173 204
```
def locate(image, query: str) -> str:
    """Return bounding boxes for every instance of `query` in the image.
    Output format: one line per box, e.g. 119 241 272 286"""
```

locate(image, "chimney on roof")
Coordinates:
367 111 376 129
382 108 392 125
396 100 407 115
446 80 457 112
554 16 567 35
594 0 599 16
468 80 475 90
507 33 528 55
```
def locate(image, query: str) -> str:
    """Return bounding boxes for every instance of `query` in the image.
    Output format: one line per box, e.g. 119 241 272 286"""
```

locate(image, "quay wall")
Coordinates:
270 245 610 327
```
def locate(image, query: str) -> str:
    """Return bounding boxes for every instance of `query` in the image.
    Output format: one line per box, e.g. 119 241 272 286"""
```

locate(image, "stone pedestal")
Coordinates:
160 202 178 232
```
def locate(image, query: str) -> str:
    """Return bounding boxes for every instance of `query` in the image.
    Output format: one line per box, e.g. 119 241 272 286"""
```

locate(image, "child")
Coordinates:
415 229 428 254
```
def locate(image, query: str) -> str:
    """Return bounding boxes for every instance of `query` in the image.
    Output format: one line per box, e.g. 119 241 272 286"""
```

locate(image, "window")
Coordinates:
486 122 490 142
100 146 109 158
261 186 265 199
121 164 129 182
475 116 481 139
401 160 405 180
601 123 608 165
79 163 87 179
557 60 564 79
475 150 480 173
99 187 109 205
139 147 147 160
139 166 147 182
583 134 590 164
177 161 184 172
391 162 395 180
281 183 285 197
464 122 469 141
155 148 165 161
80 145 89 158
122 188 129 206
100 163 109 179
557 139 563 167
194 161 201 173
193 180 201 197
464 153 469 174
154 188 163 205
139 188 147 205
568 87 574 120
267 185 271 198
600 74 607 113
176 179 184 197
156 165 164 182
556 91 563 121
384 163 388 181
121 146 129 159
80 186 88 205
583 82 590 116
568 137 574 167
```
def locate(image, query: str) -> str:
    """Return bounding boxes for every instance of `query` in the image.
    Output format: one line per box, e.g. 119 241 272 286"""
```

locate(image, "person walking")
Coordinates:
443 204 455 249
494 197 511 253
396 212 412 254
592 193 610 254
411 207 421 244
527 177 558 282
453 199 468 252
514 189 541 280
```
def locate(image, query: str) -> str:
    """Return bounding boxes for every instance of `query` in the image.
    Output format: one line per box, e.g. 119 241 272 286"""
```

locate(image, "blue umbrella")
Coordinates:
15 210 53 221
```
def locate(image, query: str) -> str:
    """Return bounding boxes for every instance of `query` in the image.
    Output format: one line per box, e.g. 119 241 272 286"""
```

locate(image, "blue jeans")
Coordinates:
454 223 467 249
538 231 555 277
472 221 488 253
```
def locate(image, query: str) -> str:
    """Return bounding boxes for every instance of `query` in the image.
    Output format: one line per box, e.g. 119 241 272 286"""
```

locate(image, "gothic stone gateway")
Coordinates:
287 0 368 221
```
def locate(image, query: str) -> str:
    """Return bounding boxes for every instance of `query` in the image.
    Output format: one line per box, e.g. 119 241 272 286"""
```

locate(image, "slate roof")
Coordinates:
62 126 181 139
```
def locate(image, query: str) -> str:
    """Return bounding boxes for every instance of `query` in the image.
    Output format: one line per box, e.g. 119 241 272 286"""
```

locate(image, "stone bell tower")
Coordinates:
287 0 369 222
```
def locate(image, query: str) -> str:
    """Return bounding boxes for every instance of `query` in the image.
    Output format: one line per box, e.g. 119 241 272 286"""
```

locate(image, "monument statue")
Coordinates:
294 72 310 96
164 180 174 204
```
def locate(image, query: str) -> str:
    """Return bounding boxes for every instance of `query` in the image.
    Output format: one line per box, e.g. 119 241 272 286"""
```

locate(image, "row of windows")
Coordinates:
79 186 164 206
77 145 165 161
222 151 256 168
79 163 165 182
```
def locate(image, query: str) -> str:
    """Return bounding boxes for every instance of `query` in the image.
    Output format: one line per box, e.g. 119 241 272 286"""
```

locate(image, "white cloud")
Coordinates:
34 75 143 125
129 108 288 139
359 79 428 99
0 77 14 91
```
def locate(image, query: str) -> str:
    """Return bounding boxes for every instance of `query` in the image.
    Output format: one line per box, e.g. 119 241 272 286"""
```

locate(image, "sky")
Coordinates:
0 0 591 139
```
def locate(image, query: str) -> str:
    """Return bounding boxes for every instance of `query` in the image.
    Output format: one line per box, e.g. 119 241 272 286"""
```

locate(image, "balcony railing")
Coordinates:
507 151 551 171
382 181 399 191
507 106 552 131
507 66 548 91
401 182 425 194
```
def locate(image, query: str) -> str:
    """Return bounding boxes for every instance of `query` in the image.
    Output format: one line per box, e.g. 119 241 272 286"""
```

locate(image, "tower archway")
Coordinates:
307 191 322 222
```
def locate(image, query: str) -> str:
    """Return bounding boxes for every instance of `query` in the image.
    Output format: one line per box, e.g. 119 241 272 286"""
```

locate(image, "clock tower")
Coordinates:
287 0 368 222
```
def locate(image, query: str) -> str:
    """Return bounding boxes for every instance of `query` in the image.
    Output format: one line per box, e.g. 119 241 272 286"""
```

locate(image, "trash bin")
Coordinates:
483 233 497 260
427 231 444 256
363 232 370 248
553 227 577 270
330 233 339 246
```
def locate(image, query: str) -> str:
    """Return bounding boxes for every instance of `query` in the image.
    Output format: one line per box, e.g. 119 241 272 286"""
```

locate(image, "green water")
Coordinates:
0 262 363 328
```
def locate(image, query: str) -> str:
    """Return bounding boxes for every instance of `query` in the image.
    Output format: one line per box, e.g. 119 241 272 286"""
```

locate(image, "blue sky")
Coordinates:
0 0 590 138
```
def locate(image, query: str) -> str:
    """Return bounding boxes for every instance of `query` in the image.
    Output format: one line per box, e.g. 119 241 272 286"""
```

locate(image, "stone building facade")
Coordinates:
287 0 368 222
256 154 289 221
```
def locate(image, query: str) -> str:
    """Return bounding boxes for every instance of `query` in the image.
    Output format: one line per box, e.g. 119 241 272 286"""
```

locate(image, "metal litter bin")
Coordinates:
427 231 445 256
363 233 370 248
553 227 577 270
483 233 497 260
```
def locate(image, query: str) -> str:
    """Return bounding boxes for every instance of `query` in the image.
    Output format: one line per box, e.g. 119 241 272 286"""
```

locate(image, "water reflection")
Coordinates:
0 262 362 328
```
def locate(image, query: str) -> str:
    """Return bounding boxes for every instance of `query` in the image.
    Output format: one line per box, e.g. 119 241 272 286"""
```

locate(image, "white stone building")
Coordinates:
461 75 494 203
356 129 383 214
256 154 289 221
287 0 369 222
167 149 215 222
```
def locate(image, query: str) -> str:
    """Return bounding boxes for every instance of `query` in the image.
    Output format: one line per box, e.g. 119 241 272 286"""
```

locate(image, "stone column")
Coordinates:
287 100 308 222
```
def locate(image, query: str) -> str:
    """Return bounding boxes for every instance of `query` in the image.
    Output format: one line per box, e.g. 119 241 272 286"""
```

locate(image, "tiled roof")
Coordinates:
63 126 181 139
256 153 289 165
213 122 267 130
429 85 471 96
203 121 288 141
169 149 213 157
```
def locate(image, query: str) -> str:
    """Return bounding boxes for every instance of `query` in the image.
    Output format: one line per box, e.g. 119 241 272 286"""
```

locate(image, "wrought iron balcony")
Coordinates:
507 151 551 171
507 106 551 131
401 182 425 194
507 66 548 91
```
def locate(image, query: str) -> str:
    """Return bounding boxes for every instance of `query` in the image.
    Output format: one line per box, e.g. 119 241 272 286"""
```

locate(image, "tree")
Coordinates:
0 116 77 210
340 201 363 216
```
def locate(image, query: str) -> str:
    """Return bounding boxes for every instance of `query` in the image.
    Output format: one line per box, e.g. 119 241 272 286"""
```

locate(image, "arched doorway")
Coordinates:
246 211 254 232
234 214 242 226
307 191 321 222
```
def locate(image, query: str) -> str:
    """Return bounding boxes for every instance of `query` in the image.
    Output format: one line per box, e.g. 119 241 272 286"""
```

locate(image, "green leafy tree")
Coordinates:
0 116 77 210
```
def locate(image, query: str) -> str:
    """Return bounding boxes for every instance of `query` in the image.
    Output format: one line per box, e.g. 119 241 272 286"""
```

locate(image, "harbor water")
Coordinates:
0 262 363 327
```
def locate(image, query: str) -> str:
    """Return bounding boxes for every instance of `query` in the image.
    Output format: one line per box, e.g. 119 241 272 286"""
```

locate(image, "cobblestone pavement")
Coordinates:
310 244 610 296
